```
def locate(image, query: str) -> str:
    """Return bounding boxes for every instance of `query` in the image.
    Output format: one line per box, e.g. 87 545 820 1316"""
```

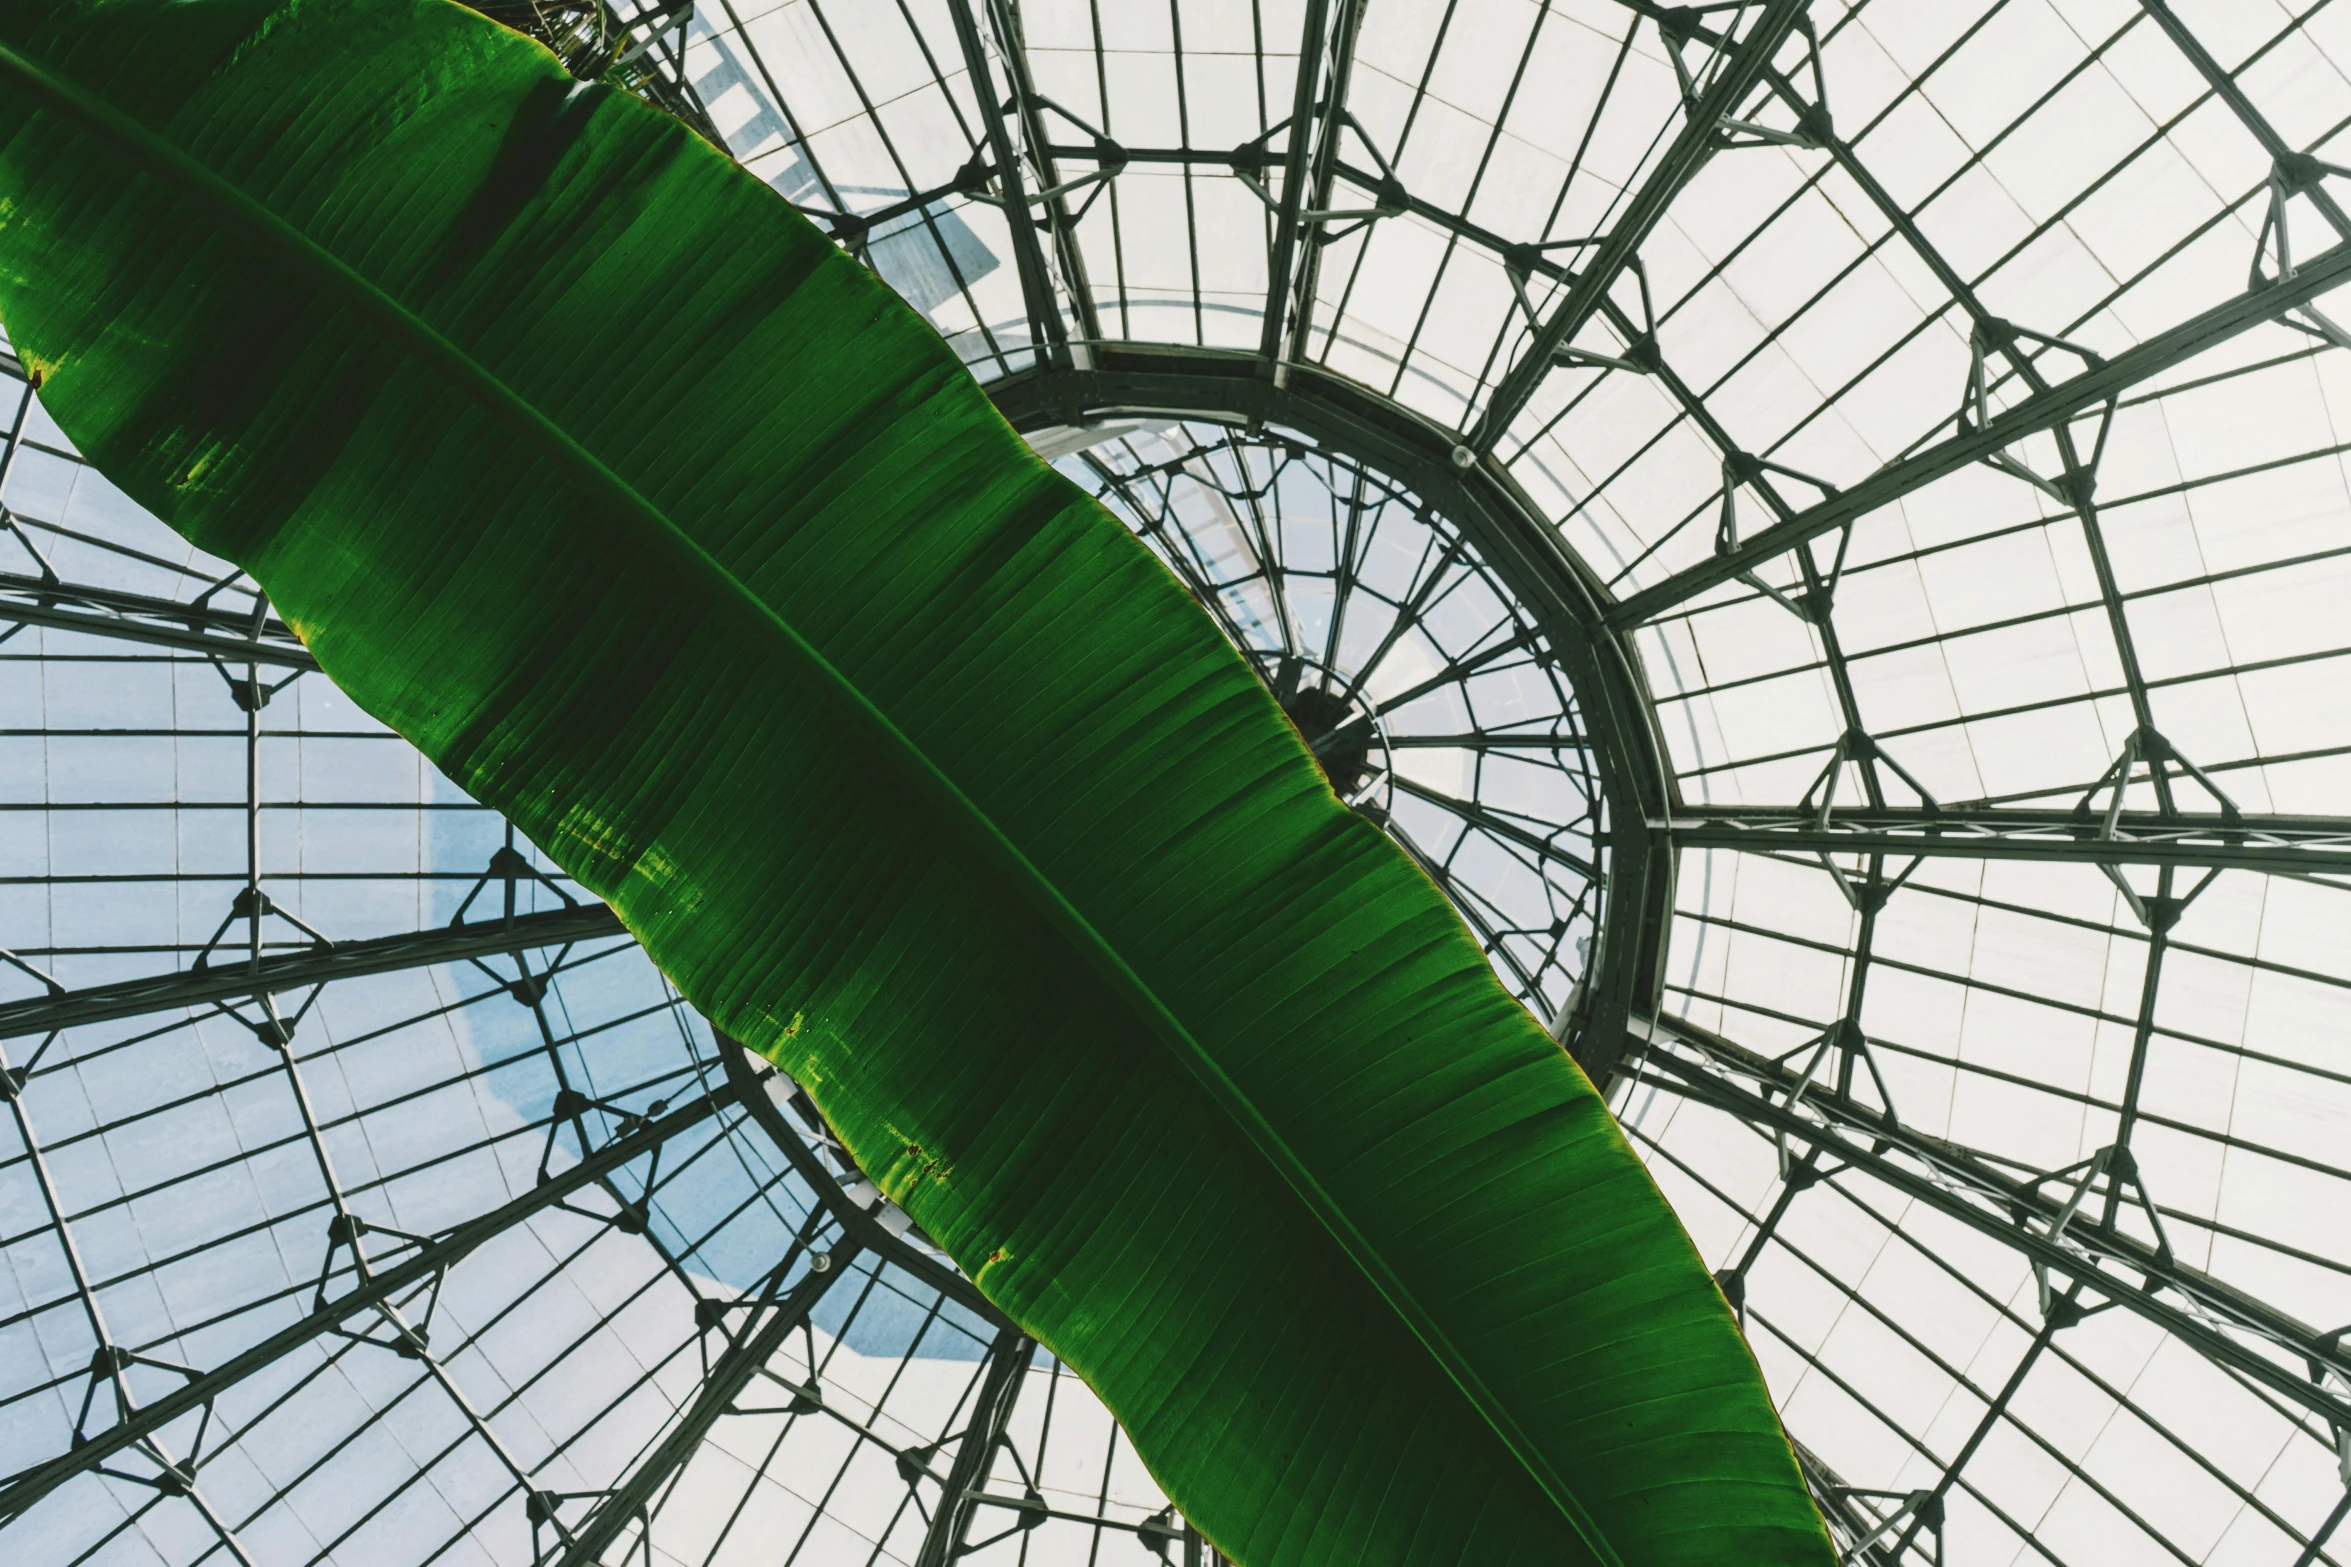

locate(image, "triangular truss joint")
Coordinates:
2025 1143 2175 1323
2072 727 2244 923
1715 450 1845 624
2253 151 2351 348
1960 318 2116 508
2312 1325 2351 1486
1663 9 1834 153
1507 246 1661 375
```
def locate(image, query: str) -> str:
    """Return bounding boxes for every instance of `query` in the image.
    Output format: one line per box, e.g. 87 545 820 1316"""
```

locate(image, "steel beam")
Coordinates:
913 1321 1034 1567
941 0 1069 364
1629 1013 2351 1432
1791 1441 1911 1567
0 1084 737 1522
0 571 317 669
2295 1489 2351 1567
981 0 1103 349
552 1236 862 1567
0 903 625 1042
1662 804 2351 875
721 1040 1011 1328
1604 239 2351 628
1029 138 1819 524
1467 0 1812 452
2137 0 2351 238
1257 0 1337 366
1281 0 1367 364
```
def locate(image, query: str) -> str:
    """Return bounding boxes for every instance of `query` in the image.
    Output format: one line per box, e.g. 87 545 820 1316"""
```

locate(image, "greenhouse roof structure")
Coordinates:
6 0 2351 1563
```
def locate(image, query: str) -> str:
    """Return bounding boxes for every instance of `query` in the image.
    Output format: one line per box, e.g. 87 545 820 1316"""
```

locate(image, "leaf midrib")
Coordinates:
0 32 1621 1563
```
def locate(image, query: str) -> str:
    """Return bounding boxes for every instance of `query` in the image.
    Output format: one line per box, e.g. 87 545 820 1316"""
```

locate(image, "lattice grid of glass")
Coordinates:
10 0 2351 1563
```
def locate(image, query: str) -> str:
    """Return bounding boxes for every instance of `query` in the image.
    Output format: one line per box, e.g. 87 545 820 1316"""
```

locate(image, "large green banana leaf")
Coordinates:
0 3 1830 1561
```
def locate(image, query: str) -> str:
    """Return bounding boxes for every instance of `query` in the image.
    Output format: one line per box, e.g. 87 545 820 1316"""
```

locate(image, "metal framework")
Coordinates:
1659 804 2351 876
1466 0 1815 453
1601 234 2351 629
990 349 1682 1085
1059 415 1607 1014
0 644 1230 1567
466 0 720 142
12 2 2351 1564
2 367 1231 1564
0 569 317 669
0 902 624 1043
677 1 2351 1557
1626 1013 2351 1434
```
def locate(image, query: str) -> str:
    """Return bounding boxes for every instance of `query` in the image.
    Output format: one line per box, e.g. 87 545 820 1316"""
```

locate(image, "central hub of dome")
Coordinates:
1279 680 1376 800
1032 412 1607 1021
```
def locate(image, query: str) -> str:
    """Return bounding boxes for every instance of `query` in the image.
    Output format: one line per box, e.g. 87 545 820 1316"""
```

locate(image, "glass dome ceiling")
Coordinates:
6 1 2351 1565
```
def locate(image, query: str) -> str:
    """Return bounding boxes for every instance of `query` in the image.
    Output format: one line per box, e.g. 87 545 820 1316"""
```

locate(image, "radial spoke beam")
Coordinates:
980 0 1103 349
2136 0 2351 237
0 903 626 1042
1257 0 1330 366
941 0 1068 364
914 1321 1035 1567
1391 775 1600 879
1605 238 2351 628
0 1084 738 1523
1661 804 2351 875
1467 0 1812 452
1281 3 1366 365
0 571 317 669
552 1234 862 1567
1257 0 1352 369
1630 1013 2351 1431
